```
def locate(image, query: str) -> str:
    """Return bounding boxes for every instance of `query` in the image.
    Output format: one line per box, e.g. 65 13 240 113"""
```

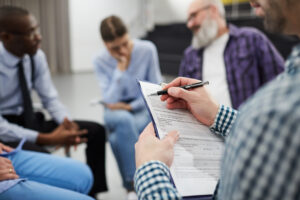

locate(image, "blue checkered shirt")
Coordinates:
134 44 300 200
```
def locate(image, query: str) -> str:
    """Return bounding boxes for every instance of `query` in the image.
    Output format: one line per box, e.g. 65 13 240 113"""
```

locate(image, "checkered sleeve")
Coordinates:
134 160 181 200
210 105 238 138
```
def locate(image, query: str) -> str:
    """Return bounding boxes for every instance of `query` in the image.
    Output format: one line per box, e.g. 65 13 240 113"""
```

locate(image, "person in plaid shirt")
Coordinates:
180 0 284 109
134 0 300 199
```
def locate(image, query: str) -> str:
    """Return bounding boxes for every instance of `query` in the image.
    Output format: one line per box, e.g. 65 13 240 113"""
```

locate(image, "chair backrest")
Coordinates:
144 18 300 75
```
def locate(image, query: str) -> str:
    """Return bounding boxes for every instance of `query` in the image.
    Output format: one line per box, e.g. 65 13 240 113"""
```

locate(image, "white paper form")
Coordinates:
139 81 224 197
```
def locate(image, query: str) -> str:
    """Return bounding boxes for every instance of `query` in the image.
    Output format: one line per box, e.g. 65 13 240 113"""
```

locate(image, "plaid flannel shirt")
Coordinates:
134 44 300 200
179 24 284 109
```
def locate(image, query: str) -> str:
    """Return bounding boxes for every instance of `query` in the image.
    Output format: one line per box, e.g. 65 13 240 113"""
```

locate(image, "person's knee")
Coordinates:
0 180 95 200
84 122 106 143
108 132 117 145
77 121 105 136
86 122 105 133
67 160 94 194
78 163 94 194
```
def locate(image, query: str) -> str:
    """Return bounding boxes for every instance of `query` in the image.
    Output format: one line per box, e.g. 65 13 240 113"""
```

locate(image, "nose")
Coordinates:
187 21 191 29
34 32 42 42
187 18 195 30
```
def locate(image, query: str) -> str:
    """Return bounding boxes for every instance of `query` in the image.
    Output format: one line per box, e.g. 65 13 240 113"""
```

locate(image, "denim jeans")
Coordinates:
104 108 150 190
0 150 94 200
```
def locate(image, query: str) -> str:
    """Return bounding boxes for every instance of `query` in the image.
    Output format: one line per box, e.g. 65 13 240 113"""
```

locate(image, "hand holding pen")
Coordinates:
159 77 219 126
149 81 209 96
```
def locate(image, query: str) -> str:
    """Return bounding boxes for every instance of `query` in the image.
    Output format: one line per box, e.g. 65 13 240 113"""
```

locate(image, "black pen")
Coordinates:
149 81 209 96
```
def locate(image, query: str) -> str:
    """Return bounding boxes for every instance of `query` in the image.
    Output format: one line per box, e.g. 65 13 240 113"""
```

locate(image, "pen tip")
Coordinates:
148 93 157 96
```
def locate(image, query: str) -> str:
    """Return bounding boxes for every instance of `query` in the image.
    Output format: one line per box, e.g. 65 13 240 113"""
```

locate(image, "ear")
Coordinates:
0 32 11 42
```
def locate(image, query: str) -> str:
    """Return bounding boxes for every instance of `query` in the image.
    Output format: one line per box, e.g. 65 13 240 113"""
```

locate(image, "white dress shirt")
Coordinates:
0 42 70 142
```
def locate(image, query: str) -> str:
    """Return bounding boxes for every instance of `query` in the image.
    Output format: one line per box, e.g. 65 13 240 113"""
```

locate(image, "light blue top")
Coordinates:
93 39 162 111
0 42 70 143
134 44 300 200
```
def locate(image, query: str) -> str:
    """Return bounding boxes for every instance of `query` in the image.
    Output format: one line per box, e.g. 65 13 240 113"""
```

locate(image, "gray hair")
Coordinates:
203 0 226 17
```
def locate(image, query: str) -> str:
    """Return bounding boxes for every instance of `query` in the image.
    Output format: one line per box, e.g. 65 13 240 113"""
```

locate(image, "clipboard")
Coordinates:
137 80 223 200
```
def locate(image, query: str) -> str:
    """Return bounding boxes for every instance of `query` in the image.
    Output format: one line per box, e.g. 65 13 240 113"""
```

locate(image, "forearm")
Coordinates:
129 97 145 112
36 133 55 145
31 55 68 124
0 116 38 143
135 161 181 200
100 68 125 103
43 99 71 124
209 105 238 138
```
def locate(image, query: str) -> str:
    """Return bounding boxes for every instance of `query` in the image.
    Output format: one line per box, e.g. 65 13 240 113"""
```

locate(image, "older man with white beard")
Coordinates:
179 0 284 109
134 0 300 199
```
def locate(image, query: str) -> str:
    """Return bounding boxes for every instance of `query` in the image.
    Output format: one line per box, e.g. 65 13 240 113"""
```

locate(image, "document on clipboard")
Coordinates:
138 80 224 198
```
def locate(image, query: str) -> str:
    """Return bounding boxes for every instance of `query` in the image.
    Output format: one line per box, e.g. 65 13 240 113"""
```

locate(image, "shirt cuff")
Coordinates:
55 114 72 124
129 99 144 112
23 129 38 143
209 105 238 138
134 160 181 200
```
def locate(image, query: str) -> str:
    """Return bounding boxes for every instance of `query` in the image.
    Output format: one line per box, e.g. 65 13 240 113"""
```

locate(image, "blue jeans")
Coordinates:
0 150 94 200
104 108 150 190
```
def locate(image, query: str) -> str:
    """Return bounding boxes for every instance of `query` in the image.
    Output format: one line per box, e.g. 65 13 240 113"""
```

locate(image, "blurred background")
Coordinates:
0 0 299 199
1 0 299 76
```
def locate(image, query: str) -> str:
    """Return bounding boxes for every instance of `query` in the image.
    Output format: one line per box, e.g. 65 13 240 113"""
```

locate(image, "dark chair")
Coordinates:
144 17 300 76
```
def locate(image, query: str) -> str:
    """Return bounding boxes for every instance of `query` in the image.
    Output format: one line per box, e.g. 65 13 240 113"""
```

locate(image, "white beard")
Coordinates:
191 17 219 49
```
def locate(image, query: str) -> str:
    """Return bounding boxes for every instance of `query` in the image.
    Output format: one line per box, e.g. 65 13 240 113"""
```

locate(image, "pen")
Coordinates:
149 81 209 96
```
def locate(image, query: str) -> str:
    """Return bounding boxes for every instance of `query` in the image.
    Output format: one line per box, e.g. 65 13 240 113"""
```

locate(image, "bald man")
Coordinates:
134 0 300 199
180 0 284 109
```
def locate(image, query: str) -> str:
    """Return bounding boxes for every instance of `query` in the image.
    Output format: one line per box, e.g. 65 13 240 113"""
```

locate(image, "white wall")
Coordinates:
69 0 143 72
152 0 194 24
68 0 195 72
